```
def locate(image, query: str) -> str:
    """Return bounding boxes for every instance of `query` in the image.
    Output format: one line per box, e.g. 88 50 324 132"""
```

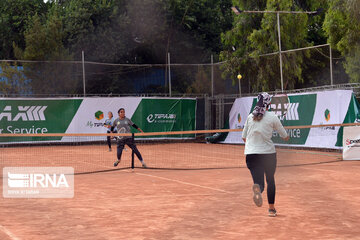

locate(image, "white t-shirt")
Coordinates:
104 117 114 132
242 111 288 155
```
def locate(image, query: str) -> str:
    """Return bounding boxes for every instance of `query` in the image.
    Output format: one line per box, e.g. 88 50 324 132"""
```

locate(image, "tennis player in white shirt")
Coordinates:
242 92 289 217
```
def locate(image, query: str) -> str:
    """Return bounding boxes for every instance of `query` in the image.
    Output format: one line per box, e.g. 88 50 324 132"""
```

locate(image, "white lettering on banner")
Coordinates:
147 114 154 123
273 128 301 138
0 106 47 121
13 106 28 121
147 114 177 123
270 102 299 121
285 103 299 120
6 126 48 134
0 111 11 121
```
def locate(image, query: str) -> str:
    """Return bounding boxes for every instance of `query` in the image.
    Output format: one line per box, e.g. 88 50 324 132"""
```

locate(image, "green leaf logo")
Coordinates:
95 111 104 120
237 113 241 123
325 109 330 122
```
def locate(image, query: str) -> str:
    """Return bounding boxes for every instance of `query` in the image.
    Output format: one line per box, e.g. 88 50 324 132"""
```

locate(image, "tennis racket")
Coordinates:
116 127 126 140
270 93 290 121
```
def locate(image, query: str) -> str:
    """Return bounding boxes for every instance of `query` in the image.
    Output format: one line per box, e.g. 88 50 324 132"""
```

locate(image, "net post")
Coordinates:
131 133 135 169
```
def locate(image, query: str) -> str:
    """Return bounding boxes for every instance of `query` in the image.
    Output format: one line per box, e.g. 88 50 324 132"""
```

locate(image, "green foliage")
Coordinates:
0 0 234 95
17 12 76 94
0 62 29 94
186 66 211 94
0 0 48 59
3 0 360 94
220 0 332 92
61 0 130 62
169 0 233 53
323 0 360 83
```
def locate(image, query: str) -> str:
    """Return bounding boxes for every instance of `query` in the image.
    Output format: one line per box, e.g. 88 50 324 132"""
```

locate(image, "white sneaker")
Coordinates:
252 184 263 207
268 208 277 217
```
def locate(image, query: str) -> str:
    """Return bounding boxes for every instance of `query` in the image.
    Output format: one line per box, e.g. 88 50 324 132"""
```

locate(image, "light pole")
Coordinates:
231 7 322 92
237 73 242 97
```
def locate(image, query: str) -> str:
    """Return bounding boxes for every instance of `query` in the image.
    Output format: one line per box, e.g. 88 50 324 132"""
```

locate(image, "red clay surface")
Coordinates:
1 143 359 239
0 143 342 172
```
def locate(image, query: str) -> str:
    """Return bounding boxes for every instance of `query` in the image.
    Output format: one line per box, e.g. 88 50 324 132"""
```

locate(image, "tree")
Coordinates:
15 11 76 94
220 0 333 92
0 0 48 59
220 0 268 92
186 66 211 94
169 0 233 54
1 0 244 95
323 0 360 83
62 0 131 63
0 62 29 95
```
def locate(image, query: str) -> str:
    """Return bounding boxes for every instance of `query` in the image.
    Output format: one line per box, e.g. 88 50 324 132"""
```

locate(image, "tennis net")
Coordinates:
0 123 354 175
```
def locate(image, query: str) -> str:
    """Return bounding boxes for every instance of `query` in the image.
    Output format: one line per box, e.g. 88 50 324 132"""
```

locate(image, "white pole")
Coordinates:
329 45 333 85
168 52 171 97
82 50 86 96
277 12 284 92
211 54 214 97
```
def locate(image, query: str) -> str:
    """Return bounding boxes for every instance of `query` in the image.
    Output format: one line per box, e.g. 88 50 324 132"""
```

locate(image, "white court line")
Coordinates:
216 230 243 236
297 166 342 173
72 158 130 173
71 193 246 203
135 172 235 194
0 225 20 240
73 158 239 195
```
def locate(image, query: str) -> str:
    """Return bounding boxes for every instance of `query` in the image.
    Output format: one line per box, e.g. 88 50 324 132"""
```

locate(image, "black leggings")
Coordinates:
117 137 143 162
107 130 112 149
246 153 277 204
106 129 116 149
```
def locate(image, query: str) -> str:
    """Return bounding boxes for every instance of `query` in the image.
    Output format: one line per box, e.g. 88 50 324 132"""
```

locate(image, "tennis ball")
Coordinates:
237 74 242 80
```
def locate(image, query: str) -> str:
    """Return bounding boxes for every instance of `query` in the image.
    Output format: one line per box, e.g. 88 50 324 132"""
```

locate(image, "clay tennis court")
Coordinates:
1 143 360 239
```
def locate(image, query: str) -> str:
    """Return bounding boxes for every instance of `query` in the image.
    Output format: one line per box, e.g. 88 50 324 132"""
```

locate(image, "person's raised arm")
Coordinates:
273 116 289 141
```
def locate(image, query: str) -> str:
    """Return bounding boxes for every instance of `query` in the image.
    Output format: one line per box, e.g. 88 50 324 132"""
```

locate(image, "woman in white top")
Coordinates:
104 111 116 152
242 92 289 217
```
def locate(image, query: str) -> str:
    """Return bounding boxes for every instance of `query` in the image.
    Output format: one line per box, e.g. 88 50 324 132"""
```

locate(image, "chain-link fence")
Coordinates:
1 43 360 130
0 44 353 97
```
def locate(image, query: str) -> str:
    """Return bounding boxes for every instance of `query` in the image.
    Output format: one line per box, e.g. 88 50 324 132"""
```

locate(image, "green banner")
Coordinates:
251 94 316 144
0 99 82 142
131 99 196 138
336 94 360 146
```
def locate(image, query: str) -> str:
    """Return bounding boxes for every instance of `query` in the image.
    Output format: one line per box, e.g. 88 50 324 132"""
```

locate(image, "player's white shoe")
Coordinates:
141 161 147 168
252 184 263 207
268 208 277 217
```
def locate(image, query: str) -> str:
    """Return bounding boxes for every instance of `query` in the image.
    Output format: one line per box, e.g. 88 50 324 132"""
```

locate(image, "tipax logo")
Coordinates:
284 103 300 120
0 106 47 121
146 114 176 123
3 167 74 198
271 102 299 121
